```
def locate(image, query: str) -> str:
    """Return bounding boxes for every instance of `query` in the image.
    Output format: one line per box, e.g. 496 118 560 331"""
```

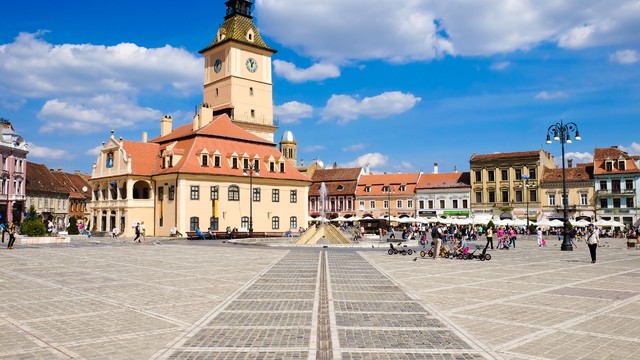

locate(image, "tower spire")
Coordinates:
225 0 253 19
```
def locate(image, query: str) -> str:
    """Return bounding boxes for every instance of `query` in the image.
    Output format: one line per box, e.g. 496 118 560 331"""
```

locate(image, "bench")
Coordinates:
185 231 285 240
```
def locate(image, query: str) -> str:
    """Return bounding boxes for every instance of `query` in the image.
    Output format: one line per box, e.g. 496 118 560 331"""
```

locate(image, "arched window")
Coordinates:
190 217 199 231
228 185 240 201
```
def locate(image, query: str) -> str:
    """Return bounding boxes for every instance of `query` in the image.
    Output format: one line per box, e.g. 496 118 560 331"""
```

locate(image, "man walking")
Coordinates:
585 223 600 263
431 223 442 260
133 222 141 243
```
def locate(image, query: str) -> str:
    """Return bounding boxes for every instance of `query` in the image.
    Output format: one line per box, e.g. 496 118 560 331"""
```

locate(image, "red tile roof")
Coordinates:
311 168 362 182
416 172 471 190
593 147 640 175
121 141 161 176
542 165 594 183
25 162 68 194
356 173 421 196
470 150 548 161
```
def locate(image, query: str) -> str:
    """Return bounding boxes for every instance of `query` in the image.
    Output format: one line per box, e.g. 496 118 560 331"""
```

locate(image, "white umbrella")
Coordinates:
570 219 590 227
594 219 616 227
397 217 415 224
347 216 361 222
549 219 565 227
331 216 348 222
610 220 625 228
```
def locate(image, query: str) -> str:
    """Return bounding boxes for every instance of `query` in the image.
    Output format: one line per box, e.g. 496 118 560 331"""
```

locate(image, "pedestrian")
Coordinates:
485 226 494 250
140 221 146 242
112 227 118 238
508 227 517 249
47 220 54 236
133 222 141 242
7 222 16 250
536 227 543 247
432 222 442 260
585 223 600 263
388 225 395 239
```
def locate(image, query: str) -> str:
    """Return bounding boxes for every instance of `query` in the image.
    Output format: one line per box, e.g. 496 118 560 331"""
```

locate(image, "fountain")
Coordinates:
319 182 328 221
295 181 351 245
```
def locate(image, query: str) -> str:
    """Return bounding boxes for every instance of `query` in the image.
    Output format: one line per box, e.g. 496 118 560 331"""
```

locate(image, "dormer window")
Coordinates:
399 185 406 192
253 159 260 171
201 154 208 167
168 155 173 168
279 162 285 172
382 186 390 192
337 185 344 191
618 160 626 170
605 161 613 171
214 155 221 167
243 158 249 170
269 161 275 172
232 157 238 169
364 186 371 193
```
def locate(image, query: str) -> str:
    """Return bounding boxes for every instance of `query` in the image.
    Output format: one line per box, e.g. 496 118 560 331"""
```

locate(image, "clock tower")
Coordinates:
200 0 278 142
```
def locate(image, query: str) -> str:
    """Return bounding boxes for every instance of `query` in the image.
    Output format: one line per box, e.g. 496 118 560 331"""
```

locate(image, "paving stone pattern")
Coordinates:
0 235 639 359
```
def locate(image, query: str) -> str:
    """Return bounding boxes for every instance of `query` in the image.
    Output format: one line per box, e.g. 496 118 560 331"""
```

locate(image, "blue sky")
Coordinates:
1 0 639 175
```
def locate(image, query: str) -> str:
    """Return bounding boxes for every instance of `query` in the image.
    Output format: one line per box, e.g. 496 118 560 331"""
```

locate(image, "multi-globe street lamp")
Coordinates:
546 120 581 251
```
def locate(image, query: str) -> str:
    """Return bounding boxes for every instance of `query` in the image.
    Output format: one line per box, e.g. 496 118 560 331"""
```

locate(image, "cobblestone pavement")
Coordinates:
0 235 638 359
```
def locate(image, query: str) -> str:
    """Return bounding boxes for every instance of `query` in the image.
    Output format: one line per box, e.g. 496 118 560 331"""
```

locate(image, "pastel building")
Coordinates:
88 0 310 236
0 119 28 224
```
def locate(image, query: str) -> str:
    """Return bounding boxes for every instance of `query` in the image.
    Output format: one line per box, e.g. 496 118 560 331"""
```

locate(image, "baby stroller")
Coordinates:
497 235 510 250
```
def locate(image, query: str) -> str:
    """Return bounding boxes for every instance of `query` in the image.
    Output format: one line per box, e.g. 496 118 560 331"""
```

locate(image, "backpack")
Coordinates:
431 226 439 240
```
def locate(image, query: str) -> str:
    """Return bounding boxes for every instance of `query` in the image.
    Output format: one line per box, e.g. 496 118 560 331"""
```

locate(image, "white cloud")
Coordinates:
37 94 162 134
273 60 340 83
343 143 367 152
301 145 325 152
27 143 71 160
610 49 639 64
85 145 102 156
535 91 569 100
342 152 388 169
258 1 640 61
0 32 201 99
490 61 511 71
321 91 421 124
274 101 314 124
620 142 640 155
565 152 594 164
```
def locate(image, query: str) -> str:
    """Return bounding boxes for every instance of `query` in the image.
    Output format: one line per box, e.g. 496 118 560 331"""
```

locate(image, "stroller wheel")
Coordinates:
480 255 485 261
457 254 464 260
407 249 413 255
401 250 407 256
388 249 394 255
484 254 492 261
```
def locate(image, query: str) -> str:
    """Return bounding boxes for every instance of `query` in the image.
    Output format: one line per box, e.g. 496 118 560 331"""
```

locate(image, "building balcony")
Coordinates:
596 189 635 197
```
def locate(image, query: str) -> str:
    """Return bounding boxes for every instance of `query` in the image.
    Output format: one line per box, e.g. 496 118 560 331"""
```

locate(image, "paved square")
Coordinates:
0 235 638 359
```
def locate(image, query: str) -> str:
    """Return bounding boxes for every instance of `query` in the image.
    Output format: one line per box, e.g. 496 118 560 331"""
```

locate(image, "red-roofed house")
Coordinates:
355 172 421 232
89 1 311 236
541 161 595 222
593 146 640 227
415 170 471 219
308 166 363 219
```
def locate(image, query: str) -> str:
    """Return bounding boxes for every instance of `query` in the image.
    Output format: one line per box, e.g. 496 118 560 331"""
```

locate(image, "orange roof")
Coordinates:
311 168 362 182
416 172 471 190
121 141 161 176
593 147 640 175
542 165 594 183
150 114 273 145
356 173 421 196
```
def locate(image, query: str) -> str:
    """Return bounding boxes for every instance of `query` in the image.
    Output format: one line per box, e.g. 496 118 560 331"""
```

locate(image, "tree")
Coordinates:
20 205 46 237
67 216 79 235
487 220 496 230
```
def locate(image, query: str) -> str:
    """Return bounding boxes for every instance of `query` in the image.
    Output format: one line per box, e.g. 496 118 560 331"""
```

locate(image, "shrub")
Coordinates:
20 219 46 237
67 216 79 235
487 220 495 230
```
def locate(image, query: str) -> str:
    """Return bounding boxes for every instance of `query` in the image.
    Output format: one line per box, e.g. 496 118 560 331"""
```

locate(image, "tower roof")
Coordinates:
200 1 276 54
280 130 295 142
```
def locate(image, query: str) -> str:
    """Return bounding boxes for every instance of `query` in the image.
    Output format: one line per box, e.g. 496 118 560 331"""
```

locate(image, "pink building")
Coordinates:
0 119 28 224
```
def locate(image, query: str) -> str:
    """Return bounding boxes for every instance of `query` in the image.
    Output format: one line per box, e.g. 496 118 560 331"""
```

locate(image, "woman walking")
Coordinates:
7 222 16 249
485 226 494 250
585 224 600 263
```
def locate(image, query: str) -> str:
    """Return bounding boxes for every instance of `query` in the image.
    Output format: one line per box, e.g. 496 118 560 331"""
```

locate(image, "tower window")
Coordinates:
251 109 255 118
216 88 219 97
249 87 254 96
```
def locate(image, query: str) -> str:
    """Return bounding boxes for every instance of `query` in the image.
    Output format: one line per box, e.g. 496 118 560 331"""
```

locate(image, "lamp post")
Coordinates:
522 175 531 231
546 120 581 251
243 164 258 236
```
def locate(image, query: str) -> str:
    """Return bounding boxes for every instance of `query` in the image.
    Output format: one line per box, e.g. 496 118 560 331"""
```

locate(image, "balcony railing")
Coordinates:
596 189 635 196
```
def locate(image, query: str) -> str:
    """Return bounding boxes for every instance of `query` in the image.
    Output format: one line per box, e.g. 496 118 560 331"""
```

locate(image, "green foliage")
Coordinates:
529 224 537 234
20 219 46 237
565 220 573 232
487 220 495 229
67 216 79 235
24 205 38 222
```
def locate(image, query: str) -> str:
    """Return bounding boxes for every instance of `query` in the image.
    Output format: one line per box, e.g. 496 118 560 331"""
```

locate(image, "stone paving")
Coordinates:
0 235 637 359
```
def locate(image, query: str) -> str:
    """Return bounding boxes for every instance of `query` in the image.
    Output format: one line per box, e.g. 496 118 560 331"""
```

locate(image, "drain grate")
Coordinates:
317 251 333 359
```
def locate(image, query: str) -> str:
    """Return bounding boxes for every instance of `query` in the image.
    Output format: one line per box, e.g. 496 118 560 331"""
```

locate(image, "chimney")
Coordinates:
567 159 573 168
333 162 337 169
142 132 148 143
75 170 81 175
434 162 439 174
200 103 214 128
454 165 458 173
161 115 173 137
57 168 62 172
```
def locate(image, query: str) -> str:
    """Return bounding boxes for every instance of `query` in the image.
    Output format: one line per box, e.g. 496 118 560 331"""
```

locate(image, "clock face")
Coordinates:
246 57 258 73
213 59 222 73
